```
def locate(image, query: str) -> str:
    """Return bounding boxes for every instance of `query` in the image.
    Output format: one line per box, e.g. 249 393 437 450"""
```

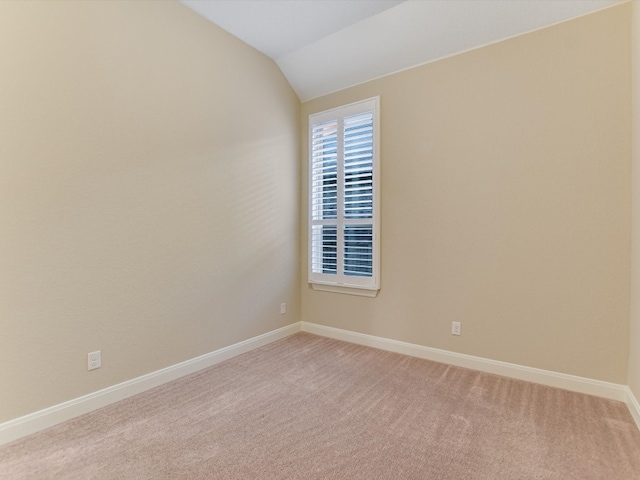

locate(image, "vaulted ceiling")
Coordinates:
180 0 625 101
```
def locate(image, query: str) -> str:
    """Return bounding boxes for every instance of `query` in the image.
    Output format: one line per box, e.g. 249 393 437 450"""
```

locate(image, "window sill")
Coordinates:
310 282 379 297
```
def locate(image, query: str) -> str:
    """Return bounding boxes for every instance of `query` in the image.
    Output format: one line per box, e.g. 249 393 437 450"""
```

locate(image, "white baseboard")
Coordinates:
3 321 638 446
301 322 630 403
0 322 301 446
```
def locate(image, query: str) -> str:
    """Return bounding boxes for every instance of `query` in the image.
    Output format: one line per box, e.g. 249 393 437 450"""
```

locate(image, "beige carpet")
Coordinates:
1 332 640 479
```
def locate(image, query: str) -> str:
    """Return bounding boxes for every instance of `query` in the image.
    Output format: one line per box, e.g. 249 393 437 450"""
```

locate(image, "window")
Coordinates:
308 97 380 297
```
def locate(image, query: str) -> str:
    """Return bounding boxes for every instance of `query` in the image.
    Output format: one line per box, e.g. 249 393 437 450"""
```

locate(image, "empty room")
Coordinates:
2 0 640 478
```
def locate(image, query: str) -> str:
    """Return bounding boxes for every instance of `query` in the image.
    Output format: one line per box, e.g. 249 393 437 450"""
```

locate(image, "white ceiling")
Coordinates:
180 0 626 102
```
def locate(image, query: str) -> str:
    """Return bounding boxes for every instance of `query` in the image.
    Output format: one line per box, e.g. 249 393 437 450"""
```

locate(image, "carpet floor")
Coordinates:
1 332 640 479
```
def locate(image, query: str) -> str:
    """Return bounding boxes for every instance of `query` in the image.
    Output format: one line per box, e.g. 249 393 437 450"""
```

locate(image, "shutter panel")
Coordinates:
310 120 338 275
343 224 373 277
311 225 337 274
343 111 373 279
344 112 373 220
311 120 338 221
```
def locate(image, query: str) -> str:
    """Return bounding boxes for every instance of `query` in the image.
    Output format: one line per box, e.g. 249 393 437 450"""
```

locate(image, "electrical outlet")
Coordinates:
88 351 101 371
280 303 286 315
452 322 461 336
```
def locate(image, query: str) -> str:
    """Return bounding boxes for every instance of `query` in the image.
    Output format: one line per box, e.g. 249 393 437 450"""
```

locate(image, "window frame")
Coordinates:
307 97 380 297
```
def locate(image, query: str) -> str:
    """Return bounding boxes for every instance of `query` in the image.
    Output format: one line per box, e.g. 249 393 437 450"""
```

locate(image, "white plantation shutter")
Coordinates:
309 97 380 295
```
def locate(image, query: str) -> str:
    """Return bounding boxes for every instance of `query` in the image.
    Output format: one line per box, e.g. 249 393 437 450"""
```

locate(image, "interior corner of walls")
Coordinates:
630 0 640 409
625 386 640 431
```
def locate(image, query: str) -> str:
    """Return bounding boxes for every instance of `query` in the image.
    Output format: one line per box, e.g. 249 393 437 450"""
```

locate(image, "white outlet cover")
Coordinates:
88 351 101 370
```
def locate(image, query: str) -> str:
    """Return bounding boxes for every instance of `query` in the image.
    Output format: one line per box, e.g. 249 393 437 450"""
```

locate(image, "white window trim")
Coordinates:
308 97 380 297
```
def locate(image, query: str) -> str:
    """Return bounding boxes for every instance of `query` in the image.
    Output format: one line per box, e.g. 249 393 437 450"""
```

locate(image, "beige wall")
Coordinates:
630 1 640 398
0 1 300 423
301 4 631 383
0 0 633 426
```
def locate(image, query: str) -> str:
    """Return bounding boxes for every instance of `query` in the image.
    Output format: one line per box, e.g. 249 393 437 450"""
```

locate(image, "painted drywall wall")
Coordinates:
630 1 640 398
0 1 300 423
301 4 631 383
